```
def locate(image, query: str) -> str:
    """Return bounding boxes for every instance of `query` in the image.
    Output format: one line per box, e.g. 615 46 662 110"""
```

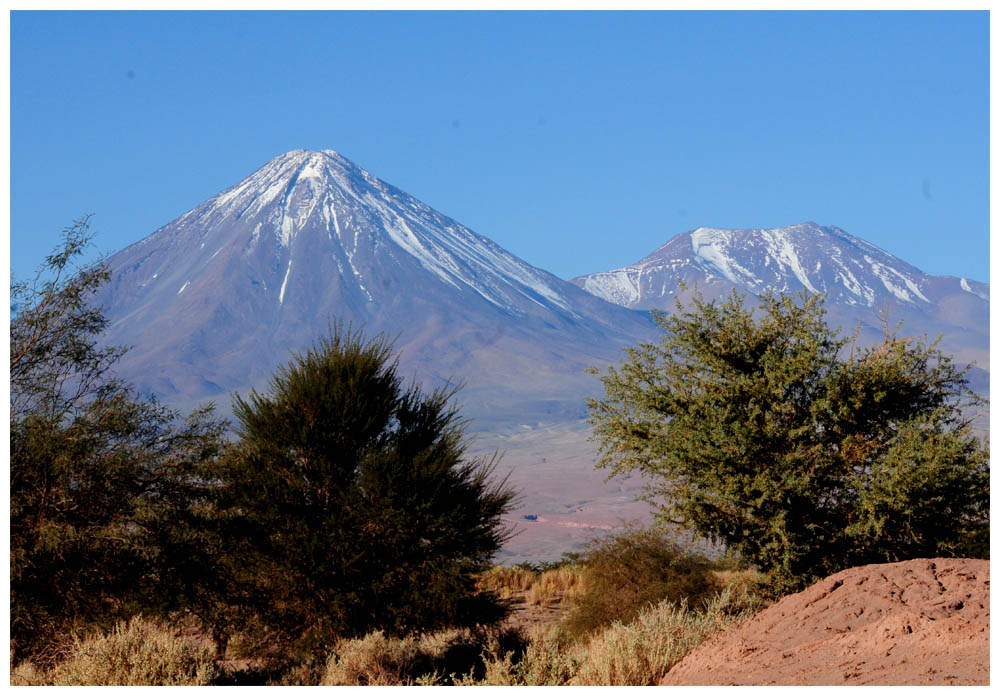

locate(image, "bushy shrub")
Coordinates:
10 617 218 686
589 290 990 591
213 326 516 654
564 528 720 637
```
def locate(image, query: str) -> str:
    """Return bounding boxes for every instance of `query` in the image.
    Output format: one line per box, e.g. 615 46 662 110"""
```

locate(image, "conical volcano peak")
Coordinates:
261 147 349 167
272 148 355 178
212 149 356 208
93 147 657 421
105 145 639 337
181 147 395 250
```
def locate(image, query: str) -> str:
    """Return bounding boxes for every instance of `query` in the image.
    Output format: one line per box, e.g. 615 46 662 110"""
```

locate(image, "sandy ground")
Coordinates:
661 557 989 686
468 419 652 563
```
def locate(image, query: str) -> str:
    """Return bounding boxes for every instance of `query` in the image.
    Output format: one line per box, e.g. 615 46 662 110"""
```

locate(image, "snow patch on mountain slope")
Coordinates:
760 228 819 293
961 278 989 300
690 227 759 286
836 266 875 306
279 260 292 304
579 269 642 306
864 255 929 303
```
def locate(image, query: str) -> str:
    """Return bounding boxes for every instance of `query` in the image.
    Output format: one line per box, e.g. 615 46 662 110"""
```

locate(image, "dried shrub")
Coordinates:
564 528 721 638
457 623 580 686
571 587 759 685
320 631 440 686
11 616 218 686
320 626 527 686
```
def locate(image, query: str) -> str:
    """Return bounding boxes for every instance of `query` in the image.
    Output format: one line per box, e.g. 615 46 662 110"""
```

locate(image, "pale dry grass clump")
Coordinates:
539 565 583 592
570 587 759 685
525 582 555 606
477 565 538 596
462 582 765 686
10 616 218 686
478 564 584 605
454 623 579 686
320 630 447 685
319 627 527 686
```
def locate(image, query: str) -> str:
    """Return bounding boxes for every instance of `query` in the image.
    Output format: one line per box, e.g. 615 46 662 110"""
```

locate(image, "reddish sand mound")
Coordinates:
662 558 989 686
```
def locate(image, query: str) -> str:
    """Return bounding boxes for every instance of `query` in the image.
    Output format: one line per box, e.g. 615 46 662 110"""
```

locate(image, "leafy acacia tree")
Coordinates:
215 327 516 654
588 290 989 592
10 218 226 663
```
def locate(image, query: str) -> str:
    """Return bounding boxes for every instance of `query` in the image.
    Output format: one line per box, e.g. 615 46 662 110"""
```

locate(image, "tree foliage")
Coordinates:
10 218 226 663
588 290 989 591
214 326 516 654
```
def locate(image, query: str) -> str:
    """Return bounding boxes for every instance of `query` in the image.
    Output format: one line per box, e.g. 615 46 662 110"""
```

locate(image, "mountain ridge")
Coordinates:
571 221 989 401
572 221 988 311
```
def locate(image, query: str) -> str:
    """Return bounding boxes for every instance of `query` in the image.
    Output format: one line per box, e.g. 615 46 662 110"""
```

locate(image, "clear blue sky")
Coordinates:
10 10 990 283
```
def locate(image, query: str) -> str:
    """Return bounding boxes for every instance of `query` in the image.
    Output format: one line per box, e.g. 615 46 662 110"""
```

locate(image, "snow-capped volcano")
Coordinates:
171 149 581 313
572 222 987 311
572 222 989 381
95 149 655 421
121 149 580 316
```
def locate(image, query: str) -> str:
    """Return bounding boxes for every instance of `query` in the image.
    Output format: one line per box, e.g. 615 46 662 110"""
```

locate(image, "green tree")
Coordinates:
588 290 989 592
10 218 226 663
214 326 516 655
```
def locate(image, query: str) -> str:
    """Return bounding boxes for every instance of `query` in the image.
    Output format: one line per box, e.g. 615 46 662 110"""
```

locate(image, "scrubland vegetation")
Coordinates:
13 530 766 686
10 223 987 685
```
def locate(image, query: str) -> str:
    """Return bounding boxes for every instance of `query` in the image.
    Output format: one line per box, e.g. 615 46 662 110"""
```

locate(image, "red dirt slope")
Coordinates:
662 558 989 686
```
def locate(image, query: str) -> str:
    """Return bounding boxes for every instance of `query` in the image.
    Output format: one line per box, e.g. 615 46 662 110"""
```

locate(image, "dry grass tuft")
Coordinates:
10 616 218 686
320 630 445 685
477 565 538 595
459 580 767 686
571 586 759 685
320 627 527 686
455 623 580 686
478 563 584 607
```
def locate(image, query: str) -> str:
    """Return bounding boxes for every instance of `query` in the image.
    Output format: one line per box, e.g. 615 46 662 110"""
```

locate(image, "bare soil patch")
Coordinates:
661 557 989 686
